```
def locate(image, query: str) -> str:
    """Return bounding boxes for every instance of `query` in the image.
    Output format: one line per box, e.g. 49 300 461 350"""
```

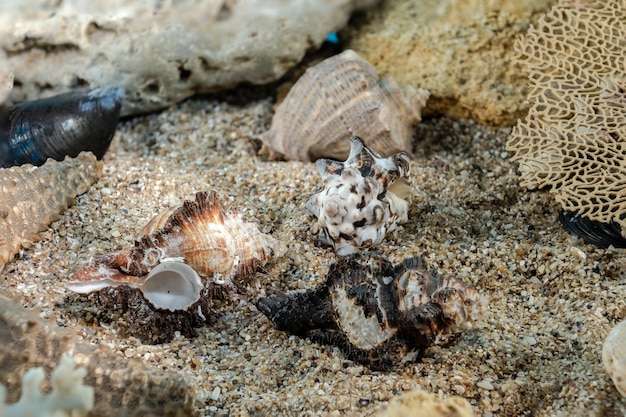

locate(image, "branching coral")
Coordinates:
0 355 94 417
506 0 626 234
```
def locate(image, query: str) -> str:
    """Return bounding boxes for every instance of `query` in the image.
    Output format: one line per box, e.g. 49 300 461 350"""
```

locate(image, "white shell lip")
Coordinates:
142 262 203 312
67 261 203 312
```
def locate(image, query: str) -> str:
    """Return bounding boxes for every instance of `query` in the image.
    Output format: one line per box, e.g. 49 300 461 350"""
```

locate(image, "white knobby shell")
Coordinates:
306 137 411 255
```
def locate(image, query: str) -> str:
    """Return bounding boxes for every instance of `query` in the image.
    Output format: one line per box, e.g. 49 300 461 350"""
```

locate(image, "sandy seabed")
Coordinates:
1 90 625 416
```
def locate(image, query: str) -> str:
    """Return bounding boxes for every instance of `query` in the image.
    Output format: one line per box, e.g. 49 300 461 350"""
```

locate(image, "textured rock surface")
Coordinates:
506 0 626 231
604 319 626 397
0 50 11 105
0 0 377 116
0 152 102 267
0 295 198 417
345 0 557 126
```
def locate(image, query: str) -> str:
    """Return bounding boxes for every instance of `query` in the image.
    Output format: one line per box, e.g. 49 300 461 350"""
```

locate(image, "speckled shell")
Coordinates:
0 152 102 267
260 49 430 162
306 137 411 256
257 252 485 370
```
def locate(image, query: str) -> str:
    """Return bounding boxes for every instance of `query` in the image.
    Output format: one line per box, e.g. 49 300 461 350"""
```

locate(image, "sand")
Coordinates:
1 89 625 416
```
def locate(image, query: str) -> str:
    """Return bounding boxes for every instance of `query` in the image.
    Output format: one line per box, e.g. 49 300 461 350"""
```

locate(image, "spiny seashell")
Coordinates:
260 49 430 162
0 86 124 168
306 136 411 256
68 190 286 311
0 152 102 267
257 252 486 370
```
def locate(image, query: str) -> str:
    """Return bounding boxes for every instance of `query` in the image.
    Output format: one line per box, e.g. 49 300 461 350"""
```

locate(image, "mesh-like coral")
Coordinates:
506 0 626 229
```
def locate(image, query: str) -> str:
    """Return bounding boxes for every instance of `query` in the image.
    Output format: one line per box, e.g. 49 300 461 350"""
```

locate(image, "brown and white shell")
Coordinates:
68 190 286 311
257 252 486 370
260 49 430 162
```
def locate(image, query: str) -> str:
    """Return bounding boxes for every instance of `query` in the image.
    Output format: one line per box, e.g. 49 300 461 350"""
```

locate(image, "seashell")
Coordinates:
260 49 429 162
68 190 286 311
0 86 125 168
306 136 411 256
559 211 626 249
256 252 486 370
0 151 102 267
603 319 626 397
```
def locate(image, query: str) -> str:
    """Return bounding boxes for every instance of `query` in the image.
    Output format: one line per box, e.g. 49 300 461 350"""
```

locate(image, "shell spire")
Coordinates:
257 252 486 370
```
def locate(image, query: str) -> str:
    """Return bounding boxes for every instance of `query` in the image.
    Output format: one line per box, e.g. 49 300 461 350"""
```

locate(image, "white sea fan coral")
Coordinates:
506 0 626 229
0 355 94 417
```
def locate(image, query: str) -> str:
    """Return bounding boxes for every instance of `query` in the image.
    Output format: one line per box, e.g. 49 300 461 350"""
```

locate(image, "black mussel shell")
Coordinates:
0 86 125 168
559 211 626 248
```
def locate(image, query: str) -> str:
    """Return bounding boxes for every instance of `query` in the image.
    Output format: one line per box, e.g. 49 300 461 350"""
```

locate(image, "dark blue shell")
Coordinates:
0 86 124 168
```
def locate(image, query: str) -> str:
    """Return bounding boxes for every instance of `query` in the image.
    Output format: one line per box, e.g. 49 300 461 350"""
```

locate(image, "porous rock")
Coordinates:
0 0 377 116
345 0 557 126
0 295 198 417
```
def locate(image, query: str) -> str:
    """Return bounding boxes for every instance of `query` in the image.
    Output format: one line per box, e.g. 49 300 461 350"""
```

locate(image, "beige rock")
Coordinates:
0 0 377 116
378 389 474 417
604 319 626 397
345 0 557 126
0 49 12 105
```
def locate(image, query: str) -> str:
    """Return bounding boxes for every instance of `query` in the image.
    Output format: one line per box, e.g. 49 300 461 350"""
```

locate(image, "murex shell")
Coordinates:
306 136 411 256
260 49 430 162
68 191 286 312
0 152 102 267
0 86 125 168
256 252 486 370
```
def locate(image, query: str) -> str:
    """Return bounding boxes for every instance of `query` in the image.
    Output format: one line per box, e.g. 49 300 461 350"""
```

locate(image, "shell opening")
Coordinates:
141 262 203 312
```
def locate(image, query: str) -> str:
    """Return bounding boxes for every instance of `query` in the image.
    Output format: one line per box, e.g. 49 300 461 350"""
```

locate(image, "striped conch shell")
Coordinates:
260 49 430 162
68 191 286 311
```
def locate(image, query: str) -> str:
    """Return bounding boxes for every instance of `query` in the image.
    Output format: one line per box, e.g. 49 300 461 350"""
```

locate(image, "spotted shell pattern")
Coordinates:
256 252 486 370
306 137 411 256
260 49 430 162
